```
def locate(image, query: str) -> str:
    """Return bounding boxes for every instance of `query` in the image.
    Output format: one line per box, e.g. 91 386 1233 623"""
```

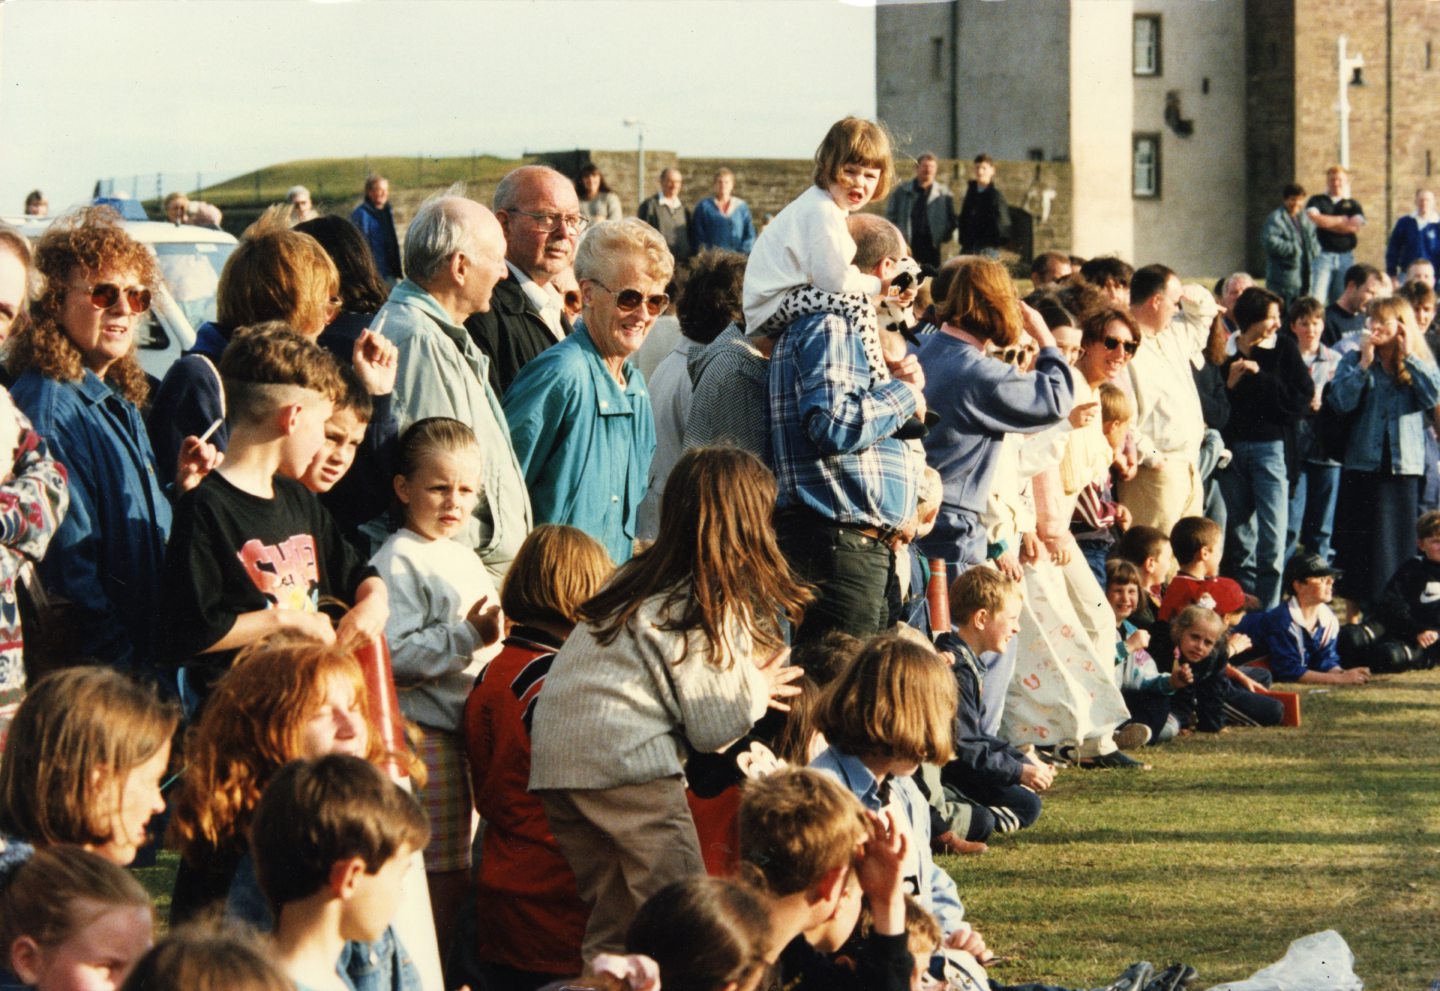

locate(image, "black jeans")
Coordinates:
778 511 896 646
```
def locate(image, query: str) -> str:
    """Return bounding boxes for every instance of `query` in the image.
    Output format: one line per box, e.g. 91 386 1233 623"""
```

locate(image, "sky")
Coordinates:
0 0 878 214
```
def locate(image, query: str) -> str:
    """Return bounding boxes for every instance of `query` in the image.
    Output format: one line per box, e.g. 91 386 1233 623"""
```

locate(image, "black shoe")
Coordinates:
1102 961 1155 991
1143 964 1198 991
1078 750 1152 770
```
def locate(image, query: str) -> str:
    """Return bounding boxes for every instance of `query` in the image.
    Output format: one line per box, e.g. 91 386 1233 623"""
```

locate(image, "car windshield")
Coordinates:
152 240 235 329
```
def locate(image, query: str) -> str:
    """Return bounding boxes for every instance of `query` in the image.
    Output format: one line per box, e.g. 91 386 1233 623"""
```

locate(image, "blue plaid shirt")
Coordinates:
769 311 918 530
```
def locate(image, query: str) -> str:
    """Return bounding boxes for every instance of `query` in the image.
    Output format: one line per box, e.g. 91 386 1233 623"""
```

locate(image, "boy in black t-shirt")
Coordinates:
162 327 390 703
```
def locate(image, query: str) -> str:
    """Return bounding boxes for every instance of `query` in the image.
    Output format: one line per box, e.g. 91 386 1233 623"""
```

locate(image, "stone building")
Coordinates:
878 0 1440 278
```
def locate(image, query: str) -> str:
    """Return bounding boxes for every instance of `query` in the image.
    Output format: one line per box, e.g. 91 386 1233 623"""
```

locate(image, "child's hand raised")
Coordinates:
855 809 907 906
756 647 804 712
351 329 399 397
1170 662 1195 689
467 595 503 645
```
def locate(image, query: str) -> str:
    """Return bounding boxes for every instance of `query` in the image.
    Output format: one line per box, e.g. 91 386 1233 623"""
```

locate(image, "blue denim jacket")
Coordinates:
227 854 423 991
1328 351 1440 474
9 369 172 673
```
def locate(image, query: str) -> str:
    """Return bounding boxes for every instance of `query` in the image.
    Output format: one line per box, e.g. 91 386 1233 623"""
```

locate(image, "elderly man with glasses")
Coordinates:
466 166 586 396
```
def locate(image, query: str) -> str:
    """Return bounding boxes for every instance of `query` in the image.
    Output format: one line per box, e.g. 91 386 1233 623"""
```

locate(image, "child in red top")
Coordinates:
461 525 614 991
1158 516 1256 623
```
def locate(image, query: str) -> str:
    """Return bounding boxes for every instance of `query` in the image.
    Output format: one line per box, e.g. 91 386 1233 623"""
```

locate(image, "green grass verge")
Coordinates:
944 669 1440 991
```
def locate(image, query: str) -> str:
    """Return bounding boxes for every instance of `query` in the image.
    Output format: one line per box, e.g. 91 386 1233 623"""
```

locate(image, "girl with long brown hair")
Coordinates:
528 446 811 961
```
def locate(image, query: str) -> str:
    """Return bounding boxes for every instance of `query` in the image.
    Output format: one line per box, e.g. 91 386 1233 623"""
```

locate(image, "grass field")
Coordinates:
947 668 1440 991
136 670 1438 990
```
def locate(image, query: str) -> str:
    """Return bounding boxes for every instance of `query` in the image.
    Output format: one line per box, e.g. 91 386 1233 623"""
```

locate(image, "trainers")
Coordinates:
1105 962 1156 991
1114 722 1153 751
1078 750 1152 770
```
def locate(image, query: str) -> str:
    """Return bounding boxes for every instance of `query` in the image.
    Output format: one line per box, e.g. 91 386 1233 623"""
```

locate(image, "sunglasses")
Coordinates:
1102 336 1139 356
591 281 669 316
73 282 152 314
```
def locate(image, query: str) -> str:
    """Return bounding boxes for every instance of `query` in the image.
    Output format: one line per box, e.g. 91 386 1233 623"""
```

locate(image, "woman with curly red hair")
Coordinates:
6 206 171 676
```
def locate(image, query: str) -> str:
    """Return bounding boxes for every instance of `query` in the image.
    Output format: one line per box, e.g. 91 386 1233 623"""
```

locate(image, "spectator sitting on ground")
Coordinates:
1237 552 1370 684
1367 510 1440 671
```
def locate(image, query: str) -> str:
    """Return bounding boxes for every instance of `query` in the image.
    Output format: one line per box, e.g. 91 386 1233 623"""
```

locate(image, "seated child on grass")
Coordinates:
1165 606 1282 733
1158 516 1257 623
250 755 429 991
1237 552 1371 684
810 635 990 973
1105 560 1190 744
1107 525 1171 627
1368 510 1440 671
739 767 912 991
933 567 1051 843
161 326 389 708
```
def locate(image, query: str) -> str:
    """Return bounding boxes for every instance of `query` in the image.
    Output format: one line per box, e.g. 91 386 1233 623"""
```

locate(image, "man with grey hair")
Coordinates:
370 189 531 577
637 167 693 266
286 185 319 223
465 165 584 395
351 173 402 282
1218 271 1254 334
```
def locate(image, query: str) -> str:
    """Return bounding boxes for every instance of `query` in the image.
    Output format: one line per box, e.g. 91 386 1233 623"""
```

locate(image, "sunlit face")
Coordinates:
1421 534 1440 563
915 157 937 188
1079 319 1136 384
367 179 390 209
580 172 601 198
713 173 735 201
395 448 483 542
280 396 334 480
660 170 682 199
1407 263 1435 290
290 193 312 214
829 163 882 213
165 198 188 224
1247 302 1281 341
1326 170 1346 197
979 594 1022 656
500 173 580 282
1418 190 1436 216
1178 624 1221 664
463 208 510 316
89 740 170 866
13 902 153 991
1368 311 1400 347
1103 415 1129 454
1146 545 1174 585
0 247 26 345
1155 276 1183 329
298 672 370 760
301 408 367 494
582 256 666 363
1295 574 1336 606
343 845 414 944
1107 582 1139 621
1293 313 1325 352
60 267 144 378
1052 325 1082 365
1416 302 1436 330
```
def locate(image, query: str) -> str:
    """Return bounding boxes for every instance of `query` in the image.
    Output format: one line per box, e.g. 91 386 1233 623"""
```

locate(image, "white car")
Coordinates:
3 213 238 381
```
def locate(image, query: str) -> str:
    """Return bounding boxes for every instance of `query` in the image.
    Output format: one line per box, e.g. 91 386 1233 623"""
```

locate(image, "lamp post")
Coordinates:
623 118 645 212
1337 36 1365 169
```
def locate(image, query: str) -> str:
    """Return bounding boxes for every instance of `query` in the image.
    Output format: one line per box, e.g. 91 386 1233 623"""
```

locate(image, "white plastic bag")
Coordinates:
1205 930 1361 991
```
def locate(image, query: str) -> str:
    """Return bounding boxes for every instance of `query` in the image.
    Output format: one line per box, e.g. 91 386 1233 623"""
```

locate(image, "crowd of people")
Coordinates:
0 115 1433 991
